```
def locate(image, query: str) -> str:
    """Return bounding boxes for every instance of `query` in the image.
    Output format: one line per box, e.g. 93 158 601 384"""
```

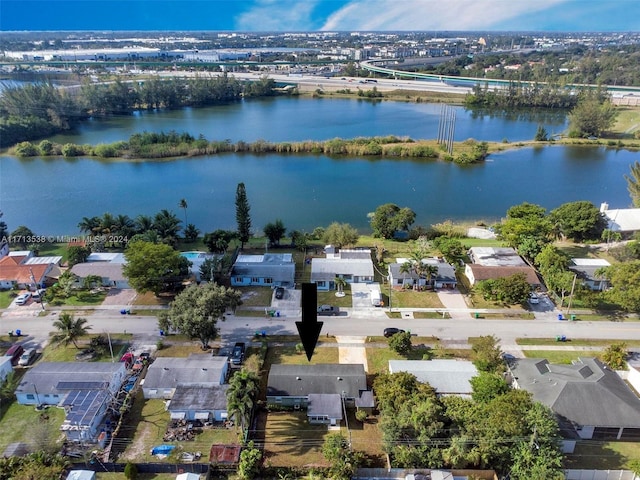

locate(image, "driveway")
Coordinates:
437 288 468 311
335 335 368 372
269 287 301 317
350 283 379 309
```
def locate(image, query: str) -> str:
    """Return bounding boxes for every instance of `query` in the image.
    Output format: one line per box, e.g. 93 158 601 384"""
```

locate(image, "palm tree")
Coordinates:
424 264 439 288
78 216 101 235
134 214 155 234
179 198 188 226
334 276 347 295
399 261 413 288
51 313 91 349
226 369 259 432
153 209 182 245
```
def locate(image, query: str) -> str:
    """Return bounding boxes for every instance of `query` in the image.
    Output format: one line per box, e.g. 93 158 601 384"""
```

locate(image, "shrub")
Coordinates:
13 141 39 157
124 462 138 480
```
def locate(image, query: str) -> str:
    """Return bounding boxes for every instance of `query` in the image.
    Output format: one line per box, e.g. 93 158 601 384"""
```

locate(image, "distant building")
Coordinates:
568 258 611 291
600 202 640 236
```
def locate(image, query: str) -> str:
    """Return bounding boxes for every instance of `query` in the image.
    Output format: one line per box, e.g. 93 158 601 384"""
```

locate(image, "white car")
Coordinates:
15 293 32 306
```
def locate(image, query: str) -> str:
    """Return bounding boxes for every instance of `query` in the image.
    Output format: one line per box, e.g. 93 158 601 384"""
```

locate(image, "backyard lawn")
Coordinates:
264 345 339 367
0 401 66 454
261 411 331 467
564 440 640 469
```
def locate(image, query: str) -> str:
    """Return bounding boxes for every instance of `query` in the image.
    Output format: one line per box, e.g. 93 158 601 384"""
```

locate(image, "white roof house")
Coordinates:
311 248 374 290
467 247 526 267
388 360 478 397
600 203 640 233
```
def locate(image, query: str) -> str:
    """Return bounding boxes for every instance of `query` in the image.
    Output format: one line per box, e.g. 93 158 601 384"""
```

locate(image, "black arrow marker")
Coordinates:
296 282 323 362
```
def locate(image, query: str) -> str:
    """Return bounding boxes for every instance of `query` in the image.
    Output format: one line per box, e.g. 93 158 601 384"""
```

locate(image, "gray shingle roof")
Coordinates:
308 393 343 419
168 384 229 411
267 364 367 398
509 357 640 428
311 258 373 278
16 362 125 396
144 355 227 390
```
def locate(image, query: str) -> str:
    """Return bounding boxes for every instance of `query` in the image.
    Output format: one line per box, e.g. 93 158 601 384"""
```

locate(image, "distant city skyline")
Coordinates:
1 0 639 32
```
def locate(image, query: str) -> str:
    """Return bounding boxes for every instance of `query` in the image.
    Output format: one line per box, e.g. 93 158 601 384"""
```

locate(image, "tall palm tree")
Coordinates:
51 313 91 349
334 276 347 295
424 264 439 288
179 198 188 226
226 369 259 432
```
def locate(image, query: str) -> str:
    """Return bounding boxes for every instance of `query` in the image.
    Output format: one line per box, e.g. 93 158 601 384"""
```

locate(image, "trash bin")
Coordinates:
558 314 564 321
555 335 561 341
474 313 480 319
276 311 280 317
570 315 576 321
159 330 164 336
261 330 266 338
561 335 567 342
15 329 21 337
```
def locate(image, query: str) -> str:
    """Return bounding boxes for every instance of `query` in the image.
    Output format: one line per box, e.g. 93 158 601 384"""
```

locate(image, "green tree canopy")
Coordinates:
322 222 360 248
625 161 640 207
123 240 190 295
494 202 552 257
369 203 416 239
388 330 412 355
470 372 509 403
158 283 242 348
263 219 286 246
549 200 608 242
235 182 252 249
66 245 91 267
470 335 504 373
568 92 618 138
203 229 236 253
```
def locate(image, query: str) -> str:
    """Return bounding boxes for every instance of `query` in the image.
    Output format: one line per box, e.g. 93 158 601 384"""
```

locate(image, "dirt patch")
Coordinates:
102 289 138 306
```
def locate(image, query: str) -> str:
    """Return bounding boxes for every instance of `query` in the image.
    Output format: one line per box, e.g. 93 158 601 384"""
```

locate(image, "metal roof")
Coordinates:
388 360 477 396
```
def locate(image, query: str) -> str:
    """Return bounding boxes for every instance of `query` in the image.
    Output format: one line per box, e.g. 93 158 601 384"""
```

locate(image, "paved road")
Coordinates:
3 305 640 350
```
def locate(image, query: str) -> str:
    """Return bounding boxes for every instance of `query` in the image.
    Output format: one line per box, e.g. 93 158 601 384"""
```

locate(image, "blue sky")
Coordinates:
1 0 639 32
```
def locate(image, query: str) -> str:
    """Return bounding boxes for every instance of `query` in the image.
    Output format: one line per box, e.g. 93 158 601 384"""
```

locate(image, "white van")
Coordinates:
370 289 382 307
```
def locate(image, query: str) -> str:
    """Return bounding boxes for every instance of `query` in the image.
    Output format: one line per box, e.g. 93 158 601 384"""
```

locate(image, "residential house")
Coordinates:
143 355 229 422
465 246 540 287
388 360 478 398
310 248 374 291
388 257 457 290
0 252 56 290
70 253 129 289
568 258 611 291
0 357 13 383
266 364 373 425
600 202 640 237
15 362 128 443
508 357 640 442
230 253 295 287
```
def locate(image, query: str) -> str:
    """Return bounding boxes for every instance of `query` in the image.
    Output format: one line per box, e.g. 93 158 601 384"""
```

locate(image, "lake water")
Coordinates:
0 97 634 236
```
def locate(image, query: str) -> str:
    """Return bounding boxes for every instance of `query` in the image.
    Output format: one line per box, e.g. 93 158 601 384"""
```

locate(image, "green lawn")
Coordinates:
516 338 640 347
262 411 331 467
318 287 353 308
346 410 386 467
133 292 173 306
388 289 444 309
236 286 274 307
523 350 586 364
40 335 131 362
0 401 66 454
0 290 16 308
264 346 339 367
365 345 435 374
564 440 640 469
50 291 107 306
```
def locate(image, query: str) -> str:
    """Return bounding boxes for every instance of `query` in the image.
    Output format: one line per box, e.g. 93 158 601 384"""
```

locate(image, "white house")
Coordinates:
310 248 374 291
230 253 295 287
388 360 478 398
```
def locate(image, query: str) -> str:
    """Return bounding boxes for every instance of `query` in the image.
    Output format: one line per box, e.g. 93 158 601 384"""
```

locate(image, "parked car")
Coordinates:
529 293 540 304
75 348 97 361
31 289 46 303
18 348 37 366
317 305 338 316
14 293 31 306
275 287 285 300
231 342 246 365
5 344 25 366
383 328 405 338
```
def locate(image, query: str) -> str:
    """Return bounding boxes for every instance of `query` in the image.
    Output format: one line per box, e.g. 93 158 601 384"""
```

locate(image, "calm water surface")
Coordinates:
0 97 632 236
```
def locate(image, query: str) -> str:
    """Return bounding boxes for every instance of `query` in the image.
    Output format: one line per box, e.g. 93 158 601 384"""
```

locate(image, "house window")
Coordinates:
149 389 158 395
275 397 282 403
317 281 326 287
235 277 243 283
163 389 172 397
264 278 272 284
251 277 260 283
26 394 35 400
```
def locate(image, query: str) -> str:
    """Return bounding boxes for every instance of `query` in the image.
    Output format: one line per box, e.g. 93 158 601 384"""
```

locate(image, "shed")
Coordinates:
66 471 96 480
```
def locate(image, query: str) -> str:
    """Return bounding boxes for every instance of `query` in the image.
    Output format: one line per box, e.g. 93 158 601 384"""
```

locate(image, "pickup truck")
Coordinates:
317 305 339 316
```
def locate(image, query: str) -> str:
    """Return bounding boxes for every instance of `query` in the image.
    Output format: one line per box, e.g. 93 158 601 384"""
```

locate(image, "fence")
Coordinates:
565 470 638 480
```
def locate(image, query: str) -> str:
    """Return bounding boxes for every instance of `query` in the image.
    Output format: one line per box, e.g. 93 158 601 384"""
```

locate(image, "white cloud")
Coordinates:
321 0 567 31
236 0 320 31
